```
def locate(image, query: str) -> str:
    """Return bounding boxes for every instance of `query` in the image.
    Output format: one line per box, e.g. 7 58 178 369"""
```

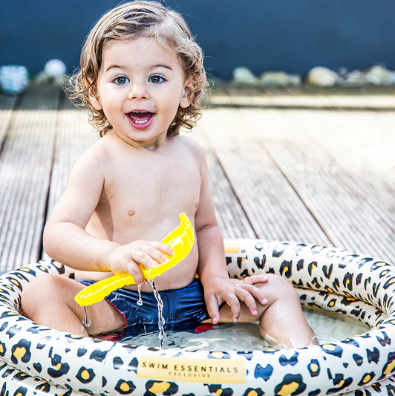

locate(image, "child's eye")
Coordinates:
149 75 166 84
113 76 129 85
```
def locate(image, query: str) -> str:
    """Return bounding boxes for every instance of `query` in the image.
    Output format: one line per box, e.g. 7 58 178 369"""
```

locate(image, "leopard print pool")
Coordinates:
0 239 395 395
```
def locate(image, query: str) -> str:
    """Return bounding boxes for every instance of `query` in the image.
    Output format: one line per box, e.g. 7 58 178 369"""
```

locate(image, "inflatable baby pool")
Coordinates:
0 240 395 396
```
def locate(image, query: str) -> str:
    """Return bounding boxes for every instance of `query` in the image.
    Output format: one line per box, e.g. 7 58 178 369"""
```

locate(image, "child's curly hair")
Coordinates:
67 1 209 138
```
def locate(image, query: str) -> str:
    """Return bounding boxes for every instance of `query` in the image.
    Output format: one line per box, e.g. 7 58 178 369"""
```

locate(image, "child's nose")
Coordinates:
127 82 150 100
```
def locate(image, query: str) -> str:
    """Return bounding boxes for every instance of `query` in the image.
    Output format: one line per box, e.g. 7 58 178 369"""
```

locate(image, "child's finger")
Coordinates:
131 249 156 269
235 288 258 316
205 295 220 324
149 242 174 257
242 275 268 285
241 283 268 306
122 259 145 285
222 293 241 323
144 247 168 264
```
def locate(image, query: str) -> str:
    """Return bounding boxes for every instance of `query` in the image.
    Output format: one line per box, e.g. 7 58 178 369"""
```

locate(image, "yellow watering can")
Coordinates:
75 213 194 306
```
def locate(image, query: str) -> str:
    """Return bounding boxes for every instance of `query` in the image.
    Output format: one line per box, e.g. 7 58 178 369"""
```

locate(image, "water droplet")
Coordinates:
83 306 91 327
255 242 264 251
148 280 167 348
137 284 143 306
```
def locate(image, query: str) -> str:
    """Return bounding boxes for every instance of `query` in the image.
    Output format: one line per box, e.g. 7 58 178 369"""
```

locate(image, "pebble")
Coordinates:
306 66 338 86
232 67 258 84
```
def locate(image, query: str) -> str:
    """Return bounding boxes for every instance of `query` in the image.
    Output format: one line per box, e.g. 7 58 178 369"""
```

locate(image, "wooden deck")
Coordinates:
1 83 395 272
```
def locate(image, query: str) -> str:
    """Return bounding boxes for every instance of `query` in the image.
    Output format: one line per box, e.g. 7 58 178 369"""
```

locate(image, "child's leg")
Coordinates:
210 274 317 348
21 275 126 337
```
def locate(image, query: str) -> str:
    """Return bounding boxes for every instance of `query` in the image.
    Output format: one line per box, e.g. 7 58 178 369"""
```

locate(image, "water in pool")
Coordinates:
123 307 370 350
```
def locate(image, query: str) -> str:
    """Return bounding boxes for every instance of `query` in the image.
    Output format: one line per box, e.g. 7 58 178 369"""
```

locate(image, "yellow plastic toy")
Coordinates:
75 213 194 307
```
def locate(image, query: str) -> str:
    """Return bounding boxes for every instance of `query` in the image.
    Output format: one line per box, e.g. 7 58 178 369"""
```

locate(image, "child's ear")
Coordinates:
180 79 195 109
87 79 103 111
90 94 102 111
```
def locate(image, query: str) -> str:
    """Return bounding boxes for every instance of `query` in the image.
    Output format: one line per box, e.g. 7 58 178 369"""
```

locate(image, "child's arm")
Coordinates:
44 150 172 284
194 143 268 324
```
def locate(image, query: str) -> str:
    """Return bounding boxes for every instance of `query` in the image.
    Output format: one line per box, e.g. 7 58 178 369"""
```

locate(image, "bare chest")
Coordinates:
91 152 201 241
111 156 200 208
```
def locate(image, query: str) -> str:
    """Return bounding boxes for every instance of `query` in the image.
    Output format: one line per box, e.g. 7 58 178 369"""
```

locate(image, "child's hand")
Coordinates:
204 275 268 324
108 241 174 285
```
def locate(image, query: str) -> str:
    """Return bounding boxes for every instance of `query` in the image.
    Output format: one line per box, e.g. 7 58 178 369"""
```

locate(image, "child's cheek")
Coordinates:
162 91 181 113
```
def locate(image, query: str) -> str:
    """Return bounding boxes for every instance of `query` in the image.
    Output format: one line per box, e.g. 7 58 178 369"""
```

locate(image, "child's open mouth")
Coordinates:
126 111 155 130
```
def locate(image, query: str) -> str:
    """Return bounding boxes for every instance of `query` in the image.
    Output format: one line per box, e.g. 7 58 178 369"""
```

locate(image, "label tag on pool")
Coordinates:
137 355 246 383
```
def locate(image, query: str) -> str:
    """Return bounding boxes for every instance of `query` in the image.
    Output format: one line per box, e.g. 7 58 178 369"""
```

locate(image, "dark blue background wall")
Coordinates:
1 0 395 80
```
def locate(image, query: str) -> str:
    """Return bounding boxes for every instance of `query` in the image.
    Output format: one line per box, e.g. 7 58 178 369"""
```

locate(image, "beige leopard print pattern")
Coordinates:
0 240 395 395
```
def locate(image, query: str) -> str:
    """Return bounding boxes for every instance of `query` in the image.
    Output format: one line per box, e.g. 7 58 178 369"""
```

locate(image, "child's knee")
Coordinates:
263 274 299 304
21 275 64 315
273 274 297 293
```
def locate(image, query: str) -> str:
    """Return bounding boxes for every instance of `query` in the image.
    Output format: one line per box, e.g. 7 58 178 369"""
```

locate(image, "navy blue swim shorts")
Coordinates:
77 278 212 339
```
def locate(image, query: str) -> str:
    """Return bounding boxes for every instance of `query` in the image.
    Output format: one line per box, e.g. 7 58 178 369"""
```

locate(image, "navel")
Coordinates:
128 210 135 217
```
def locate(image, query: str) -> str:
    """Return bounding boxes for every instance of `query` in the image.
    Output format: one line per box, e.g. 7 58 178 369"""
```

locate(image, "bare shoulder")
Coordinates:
64 141 111 197
173 135 205 165
71 135 110 176
47 137 109 229
175 134 204 153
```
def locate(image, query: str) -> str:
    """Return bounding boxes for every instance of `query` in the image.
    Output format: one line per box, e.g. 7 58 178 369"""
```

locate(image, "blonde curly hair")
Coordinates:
67 1 209 137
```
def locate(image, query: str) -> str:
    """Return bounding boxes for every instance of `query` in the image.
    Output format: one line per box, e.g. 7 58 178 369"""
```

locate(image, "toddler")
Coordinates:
21 1 316 348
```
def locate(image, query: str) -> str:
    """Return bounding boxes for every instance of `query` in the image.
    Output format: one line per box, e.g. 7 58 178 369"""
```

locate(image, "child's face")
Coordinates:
90 37 193 147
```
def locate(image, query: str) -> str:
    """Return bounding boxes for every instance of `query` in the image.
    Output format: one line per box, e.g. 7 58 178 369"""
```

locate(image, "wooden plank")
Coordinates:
45 96 98 216
304 110 395 233
0 94 17 145
183 125 256 239
245 108 395 263
199 108 331 246
42 96 98 259
209 85 395 109
0 85 60 271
